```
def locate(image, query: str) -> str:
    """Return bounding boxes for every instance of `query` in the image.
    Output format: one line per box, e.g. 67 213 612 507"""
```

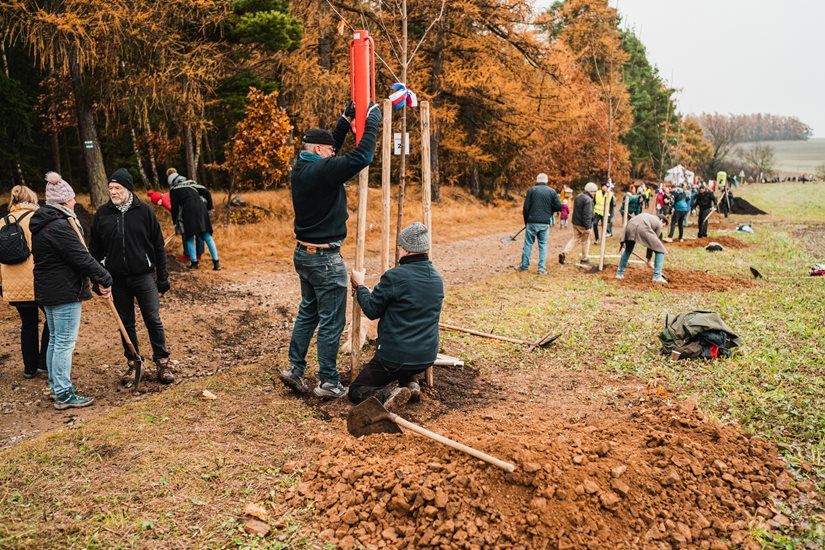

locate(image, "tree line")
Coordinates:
0 0 808 207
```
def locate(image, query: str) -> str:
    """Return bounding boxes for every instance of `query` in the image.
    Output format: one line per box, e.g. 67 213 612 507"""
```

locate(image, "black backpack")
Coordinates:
0 211 33 265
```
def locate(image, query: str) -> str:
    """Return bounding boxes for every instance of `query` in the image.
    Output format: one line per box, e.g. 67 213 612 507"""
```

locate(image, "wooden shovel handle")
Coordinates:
106 297 139 358
389 413 516 473
440 323 532 346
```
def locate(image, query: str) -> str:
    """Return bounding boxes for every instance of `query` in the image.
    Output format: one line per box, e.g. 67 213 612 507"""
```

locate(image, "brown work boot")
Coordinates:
120 358 142 388
155 358 175 384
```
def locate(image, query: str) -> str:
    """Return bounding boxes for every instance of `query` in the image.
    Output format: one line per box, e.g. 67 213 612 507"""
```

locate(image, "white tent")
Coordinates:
664 164 695 187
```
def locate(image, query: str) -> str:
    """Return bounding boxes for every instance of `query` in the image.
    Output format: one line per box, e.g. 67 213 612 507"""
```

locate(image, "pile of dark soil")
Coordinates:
597 265 752 292
669 236 749 249
287 393 800 548
730 197 767 216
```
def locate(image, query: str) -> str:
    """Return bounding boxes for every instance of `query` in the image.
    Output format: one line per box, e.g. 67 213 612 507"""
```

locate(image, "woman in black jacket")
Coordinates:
30 180 112 410
167 168 221 271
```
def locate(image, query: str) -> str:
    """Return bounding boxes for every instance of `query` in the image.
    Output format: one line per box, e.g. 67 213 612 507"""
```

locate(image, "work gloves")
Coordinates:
343 100 356 120
343 100 382 124
156 279 170 295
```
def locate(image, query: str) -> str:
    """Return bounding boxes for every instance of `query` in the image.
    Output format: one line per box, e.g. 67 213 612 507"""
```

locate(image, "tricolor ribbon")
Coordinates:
389 83 418 110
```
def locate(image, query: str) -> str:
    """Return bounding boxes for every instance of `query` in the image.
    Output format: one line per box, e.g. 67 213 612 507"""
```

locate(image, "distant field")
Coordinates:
739 137 825 175
737 182 825 223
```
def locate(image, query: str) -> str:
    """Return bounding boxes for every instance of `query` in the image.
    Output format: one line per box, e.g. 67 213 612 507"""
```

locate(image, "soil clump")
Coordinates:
287 392 798 549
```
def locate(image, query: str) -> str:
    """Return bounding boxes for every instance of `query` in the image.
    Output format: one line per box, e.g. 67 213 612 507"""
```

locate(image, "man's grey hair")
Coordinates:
302 142 316 152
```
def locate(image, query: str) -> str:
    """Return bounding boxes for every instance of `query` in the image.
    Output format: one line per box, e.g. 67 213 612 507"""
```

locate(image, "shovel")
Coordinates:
106 297 143 392
499 226 525 244
348 397 516 472
749 266 822 281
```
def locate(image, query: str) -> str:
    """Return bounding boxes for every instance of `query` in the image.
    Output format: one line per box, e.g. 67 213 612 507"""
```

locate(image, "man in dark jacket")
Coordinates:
559 182 597 265
279 101 381 399
89 168 174 386
692 184 718 238
31 179 112 409
518 173 563 274
348 222 444 408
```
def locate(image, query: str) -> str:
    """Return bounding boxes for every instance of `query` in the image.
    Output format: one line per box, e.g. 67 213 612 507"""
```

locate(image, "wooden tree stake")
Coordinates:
381 99 393 273
598 191 613 271
418 101 436 386
350 167 369 378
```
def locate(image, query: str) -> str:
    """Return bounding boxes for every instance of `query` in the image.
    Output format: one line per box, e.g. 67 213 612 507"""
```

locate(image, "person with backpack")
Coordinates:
89 168 175 386
665 183 690 242
30 175 112 409
0 185 50 379
167 168 220 271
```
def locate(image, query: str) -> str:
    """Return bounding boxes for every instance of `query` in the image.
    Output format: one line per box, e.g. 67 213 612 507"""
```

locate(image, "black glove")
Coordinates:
343 100 356 120
92 282 102 296
156 279 170 295
366 100 382 122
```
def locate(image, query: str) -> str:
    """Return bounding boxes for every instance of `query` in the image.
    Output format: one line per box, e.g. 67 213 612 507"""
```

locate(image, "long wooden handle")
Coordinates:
107 297 138 357
390 414 516 472
440 322 531 346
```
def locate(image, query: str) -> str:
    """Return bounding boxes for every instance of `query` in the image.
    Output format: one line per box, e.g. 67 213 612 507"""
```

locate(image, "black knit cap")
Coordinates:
109 168 135 191
302 128 335 146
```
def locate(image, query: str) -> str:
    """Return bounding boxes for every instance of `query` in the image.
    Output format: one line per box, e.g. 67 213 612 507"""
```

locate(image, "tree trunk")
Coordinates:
62 131 73 184
316 0 334 71
394 0 409 265
131 127 151 188
185 124 196 179
144 109 160 186
429 13 446 203
51 132 62 175
68 47 108 207
470 162 481 197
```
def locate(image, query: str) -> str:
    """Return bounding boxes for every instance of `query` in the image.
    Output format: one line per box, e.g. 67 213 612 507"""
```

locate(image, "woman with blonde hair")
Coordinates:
0 185 50 378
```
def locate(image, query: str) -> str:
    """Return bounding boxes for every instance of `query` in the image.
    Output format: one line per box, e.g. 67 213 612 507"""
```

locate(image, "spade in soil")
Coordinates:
347 397 516 472
749 265 824 281
499 226 525 244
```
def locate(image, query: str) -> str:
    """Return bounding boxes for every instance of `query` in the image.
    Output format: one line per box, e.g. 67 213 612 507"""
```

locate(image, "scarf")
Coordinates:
299 151 322 162
170 174 207 192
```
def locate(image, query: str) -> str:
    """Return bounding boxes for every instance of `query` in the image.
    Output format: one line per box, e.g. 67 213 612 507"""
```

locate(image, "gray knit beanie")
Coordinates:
398 222 430 253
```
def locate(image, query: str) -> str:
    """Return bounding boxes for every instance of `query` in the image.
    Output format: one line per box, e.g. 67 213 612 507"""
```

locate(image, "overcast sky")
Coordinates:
535 0 825 136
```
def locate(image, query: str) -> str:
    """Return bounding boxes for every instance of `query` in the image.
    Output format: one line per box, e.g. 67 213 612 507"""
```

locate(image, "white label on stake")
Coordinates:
393 133 410 155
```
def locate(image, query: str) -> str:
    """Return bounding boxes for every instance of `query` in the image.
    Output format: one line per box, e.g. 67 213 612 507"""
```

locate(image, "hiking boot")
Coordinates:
652 276 668 284
155 358 175 384
212 260 222 271
278 364 309 395
615 273 625 280
663 237 673 243
594 239 600 245
407 381 422 402
383 387 411 411
512 265 528 272
185 261 199 271
313 380 348 399
580 258 590 264
120 358 142 388
24 368 47 380
558 252 566 265
538 269 547 275
54 389 94 410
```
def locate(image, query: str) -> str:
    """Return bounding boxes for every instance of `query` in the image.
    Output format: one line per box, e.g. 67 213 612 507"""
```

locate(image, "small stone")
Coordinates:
660 469 680 486
600 491 621 509
524 463 541 473
243 519 270 537
770 513 790 528
201 389 217 400
572 455 585 465
611 464 627 478
774 473 792 492
434 488 448 508
342 509 359 525
583 480 600 494
529 497 547 510
526 513 539 526
382 527 398 541
680 397 697 413
595 442 611 457
243 503 268 521
610 479 630 496
713 460 728 471
280 461 299 474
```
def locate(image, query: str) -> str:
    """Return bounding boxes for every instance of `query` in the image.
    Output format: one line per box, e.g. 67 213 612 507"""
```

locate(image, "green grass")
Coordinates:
737 182 825 223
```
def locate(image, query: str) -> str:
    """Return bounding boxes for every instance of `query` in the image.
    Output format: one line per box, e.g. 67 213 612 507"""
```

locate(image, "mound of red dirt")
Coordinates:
597 265 753 292
669 236 749 249
287 393 798 549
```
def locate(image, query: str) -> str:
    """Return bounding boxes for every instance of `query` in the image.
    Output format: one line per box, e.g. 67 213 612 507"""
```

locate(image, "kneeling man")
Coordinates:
348 222 444 408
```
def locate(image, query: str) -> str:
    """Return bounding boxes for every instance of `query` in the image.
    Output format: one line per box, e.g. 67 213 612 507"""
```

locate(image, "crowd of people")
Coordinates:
0 167 218 409
518 175 737 284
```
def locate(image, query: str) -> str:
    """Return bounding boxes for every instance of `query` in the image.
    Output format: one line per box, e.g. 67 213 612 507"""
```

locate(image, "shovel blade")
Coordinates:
347 397 403 437
749 266 763 279
539 333 562 348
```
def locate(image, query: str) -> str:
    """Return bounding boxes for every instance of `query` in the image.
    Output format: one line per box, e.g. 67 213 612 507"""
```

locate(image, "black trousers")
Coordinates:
349 355 429 404
12 302 49 376
698 208 712 238
669 211 687 240
112 273 169 361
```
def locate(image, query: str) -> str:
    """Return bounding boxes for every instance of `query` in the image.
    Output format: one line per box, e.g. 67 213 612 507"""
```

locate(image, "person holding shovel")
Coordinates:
89 168 174 386
517 173 563 274
279 100 382 399
693 184 718 238
348 222 444 409
616 212 668 284
30 176 112 409
559 182 597 265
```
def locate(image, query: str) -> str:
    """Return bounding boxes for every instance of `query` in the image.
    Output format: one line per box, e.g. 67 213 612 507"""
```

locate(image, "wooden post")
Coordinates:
350 167 369 378
420 101 435 387
381 99 393 274
598 191 612 271
622 193 629 228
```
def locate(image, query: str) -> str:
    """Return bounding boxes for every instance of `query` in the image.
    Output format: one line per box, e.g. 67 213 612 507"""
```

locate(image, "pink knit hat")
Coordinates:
44 172 76 204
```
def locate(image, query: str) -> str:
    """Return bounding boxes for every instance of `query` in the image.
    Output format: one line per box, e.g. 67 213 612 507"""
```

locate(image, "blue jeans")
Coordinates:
288 247 347 384
520 223 550 272
43 302 82 395
186 232 218 262
618 241 664 279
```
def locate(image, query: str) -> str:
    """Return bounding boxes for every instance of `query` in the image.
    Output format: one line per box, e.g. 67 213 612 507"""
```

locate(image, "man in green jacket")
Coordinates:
348 222 444 409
